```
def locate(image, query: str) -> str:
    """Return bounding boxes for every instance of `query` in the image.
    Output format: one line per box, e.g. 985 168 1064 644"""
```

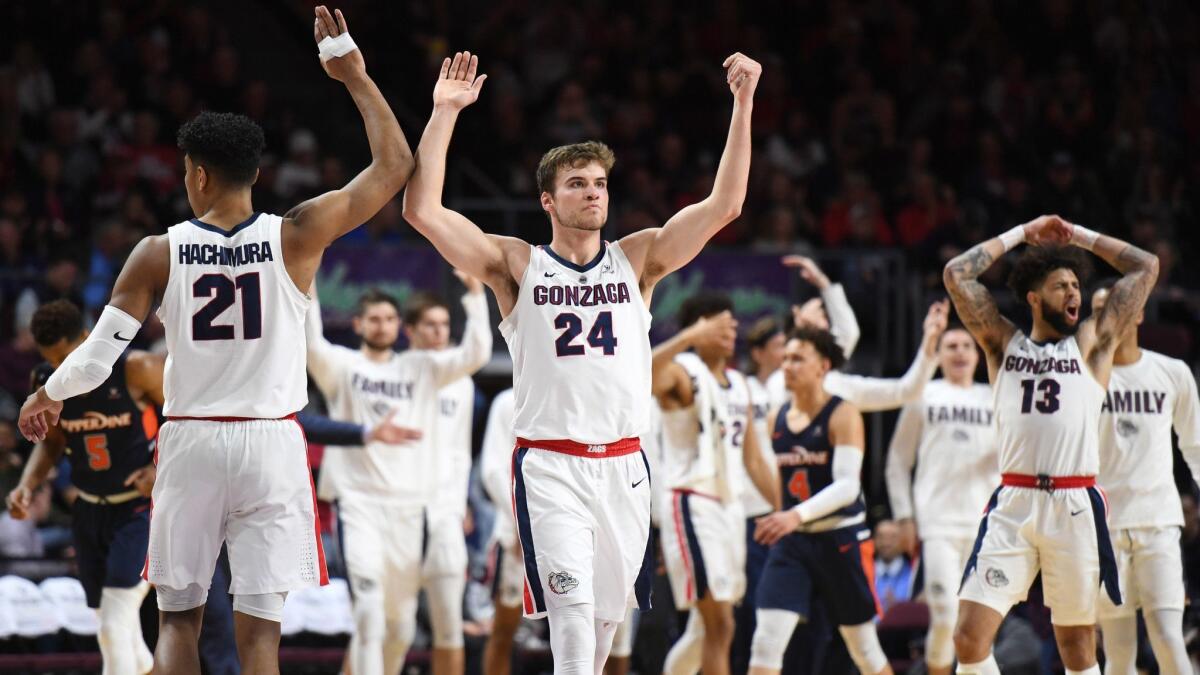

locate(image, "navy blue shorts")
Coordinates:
71 498 151 608
756 523 880 626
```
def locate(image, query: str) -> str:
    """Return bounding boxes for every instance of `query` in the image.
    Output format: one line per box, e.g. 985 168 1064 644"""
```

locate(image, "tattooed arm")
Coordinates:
942 238 1018 383
1072 226 1159 385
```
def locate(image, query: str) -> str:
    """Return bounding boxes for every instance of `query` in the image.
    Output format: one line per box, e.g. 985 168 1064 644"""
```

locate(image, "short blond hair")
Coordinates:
536 141 615 195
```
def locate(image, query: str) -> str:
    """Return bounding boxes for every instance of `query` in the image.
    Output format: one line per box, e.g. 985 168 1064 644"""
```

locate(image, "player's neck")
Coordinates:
195 192 255 229
701 353 727 378
753 363 776 382
359 344 393 363
790 384 829 417
946 374 974 388
1112 336 1141 366
1029 319 1066 344
547 226 603 266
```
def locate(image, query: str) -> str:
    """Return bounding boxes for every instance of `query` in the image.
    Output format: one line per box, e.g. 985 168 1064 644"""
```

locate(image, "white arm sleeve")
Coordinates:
1171 362 1200 490
480 391 515 508
430 292 493 388
44 305 141 401
822 283 860 359
885 403 923 521
823 346 938 413
796 444 863 523
304 291 351 397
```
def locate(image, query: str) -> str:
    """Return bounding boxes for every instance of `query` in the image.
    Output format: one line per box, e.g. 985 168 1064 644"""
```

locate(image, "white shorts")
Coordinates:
921 535 975 626
488 538 525 609
422 510 468 580
1097 526 1185 619
959 485 1120 626
144 417 326 596
512 442 653 622
337 496 423 610
660 489 746 610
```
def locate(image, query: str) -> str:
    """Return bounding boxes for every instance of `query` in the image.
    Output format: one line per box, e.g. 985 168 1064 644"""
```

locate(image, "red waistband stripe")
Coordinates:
515 437 641 458
1001 473 1095 490
166 413 299 423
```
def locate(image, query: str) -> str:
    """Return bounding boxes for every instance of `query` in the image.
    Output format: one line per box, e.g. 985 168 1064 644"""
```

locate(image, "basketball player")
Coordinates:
402 50 760 674
1090 284 1200 674
885 325 998 675
750 328 892 675
942 214 1159 675
479 388 523 675
409 291 481 675
305 275 490 675
17 7 412 672
651 295 781 675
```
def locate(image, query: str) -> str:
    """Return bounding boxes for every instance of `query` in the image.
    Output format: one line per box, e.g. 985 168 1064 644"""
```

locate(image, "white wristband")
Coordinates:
1070 225 1099 250
317 33 358 63
999 225 1026 252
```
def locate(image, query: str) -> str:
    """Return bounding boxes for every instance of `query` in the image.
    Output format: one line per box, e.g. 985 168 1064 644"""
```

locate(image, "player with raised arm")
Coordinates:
749 328 892 675
1090 284 1200 675
305 274 490 675
16 7 412 673
942 215 1159 675
403 50 760 675
650 295 780 675
884 325 999 675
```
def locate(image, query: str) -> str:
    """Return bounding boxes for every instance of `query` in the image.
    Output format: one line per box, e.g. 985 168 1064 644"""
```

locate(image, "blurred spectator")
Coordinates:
275 128 321 202
821 172 892 247
873 519 913 615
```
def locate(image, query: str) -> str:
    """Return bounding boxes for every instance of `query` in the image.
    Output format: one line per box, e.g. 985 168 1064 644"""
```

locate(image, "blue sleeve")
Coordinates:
296 412 365 447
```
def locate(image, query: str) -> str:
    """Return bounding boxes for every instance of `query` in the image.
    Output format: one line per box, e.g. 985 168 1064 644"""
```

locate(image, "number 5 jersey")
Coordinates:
157 213 309 418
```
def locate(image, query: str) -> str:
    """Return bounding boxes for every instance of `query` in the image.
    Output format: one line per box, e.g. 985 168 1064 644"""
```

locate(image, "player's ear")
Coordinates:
1026 290 1039 311
540 191 554 214
196 164 208 191
251 168 260 187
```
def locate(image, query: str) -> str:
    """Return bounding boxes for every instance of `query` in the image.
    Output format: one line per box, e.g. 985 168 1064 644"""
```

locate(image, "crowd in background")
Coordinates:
1 0 1199 670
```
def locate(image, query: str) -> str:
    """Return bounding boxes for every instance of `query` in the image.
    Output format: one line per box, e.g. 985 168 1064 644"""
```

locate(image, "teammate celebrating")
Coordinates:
16 7 413 672
403 50 760 674
1091 284 1200 674
885 325 998 675
942 215 1158 675
305 275 490 675
750 328 892 675
651 295 780 675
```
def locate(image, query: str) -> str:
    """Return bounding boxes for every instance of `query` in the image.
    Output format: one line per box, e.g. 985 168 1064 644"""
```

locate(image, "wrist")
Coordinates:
432 103 463 116
999 225 1026 252
37 386 59 405
1069 224 1099 250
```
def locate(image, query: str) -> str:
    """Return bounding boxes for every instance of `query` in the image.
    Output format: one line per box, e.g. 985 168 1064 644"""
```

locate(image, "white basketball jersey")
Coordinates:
158 213 308 418
993 333 1105 476
739 374 777 517
1099 350 1200 529
894 380 999 539
433 376 476 519
660 358 742 500
717 369 755 500
499 242 651 444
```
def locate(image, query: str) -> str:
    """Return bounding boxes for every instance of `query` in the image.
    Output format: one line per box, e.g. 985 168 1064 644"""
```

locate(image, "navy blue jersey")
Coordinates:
772 396 863 519
32 353 156 496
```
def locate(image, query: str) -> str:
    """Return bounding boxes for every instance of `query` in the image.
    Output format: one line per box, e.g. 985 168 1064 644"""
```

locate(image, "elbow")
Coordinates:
719 202 743 223
942 263 960 289
401 193 429 226
1144 254 1161 283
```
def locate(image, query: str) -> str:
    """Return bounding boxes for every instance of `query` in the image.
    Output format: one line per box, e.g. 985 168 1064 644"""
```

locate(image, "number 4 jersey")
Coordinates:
993 332 1106 476
499 242 651 444
158 213 309 418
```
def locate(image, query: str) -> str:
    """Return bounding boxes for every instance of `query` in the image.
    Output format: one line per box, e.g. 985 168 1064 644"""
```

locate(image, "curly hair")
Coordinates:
31 300 85 347
1006 245 1093 307
787 326 847 370
678 293 734 329
177 111 265 185
536 141 615 195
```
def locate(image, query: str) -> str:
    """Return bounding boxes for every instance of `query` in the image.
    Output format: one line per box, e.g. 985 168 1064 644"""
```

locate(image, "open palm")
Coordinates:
434 51 487 110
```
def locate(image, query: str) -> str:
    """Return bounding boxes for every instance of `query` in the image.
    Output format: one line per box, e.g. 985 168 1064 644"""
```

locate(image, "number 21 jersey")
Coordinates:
499 242 651 444
157 213 309 418
993 333 1105 476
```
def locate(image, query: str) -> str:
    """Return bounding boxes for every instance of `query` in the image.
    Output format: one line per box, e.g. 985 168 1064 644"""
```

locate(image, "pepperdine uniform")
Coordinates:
480 389 522 608
885 379 998 668
959 334 1121 625
305 286 489 672
499 242 653 622
659 355 750 609
1096 350 1200 620
147 213 326 607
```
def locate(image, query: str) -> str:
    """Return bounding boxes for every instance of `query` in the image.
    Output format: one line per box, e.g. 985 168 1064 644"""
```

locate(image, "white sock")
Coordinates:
956 652 1000 674
98 584 150 675
1064 666 1100 675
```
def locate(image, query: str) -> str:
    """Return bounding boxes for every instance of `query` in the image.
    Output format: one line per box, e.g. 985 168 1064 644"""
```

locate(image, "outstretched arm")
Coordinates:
784 256 861 359
283 7 413 279
402 52 526 314
621 54 760 290
742 404 781 510
428 272 493 387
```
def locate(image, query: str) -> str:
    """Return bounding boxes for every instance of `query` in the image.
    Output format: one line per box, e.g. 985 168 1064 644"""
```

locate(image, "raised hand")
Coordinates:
434 52 487 111
920 298 951 355
782 255 831 290
1023 215 1071 247
688 310 738 346
723 52 762 104
17 388 62 443
314 5 366 83
5 485 32 520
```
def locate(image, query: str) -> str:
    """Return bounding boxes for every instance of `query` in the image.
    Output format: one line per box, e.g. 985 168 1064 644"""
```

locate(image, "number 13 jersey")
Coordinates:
499 242 651 444
157 213 309 418
993 332 1105 477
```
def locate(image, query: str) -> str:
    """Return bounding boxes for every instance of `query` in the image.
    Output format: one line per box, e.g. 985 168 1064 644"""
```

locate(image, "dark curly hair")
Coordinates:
31 300 85 347
177 112 265 185
1006 245 1093 307
678 293 734 329
787 326 846 370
